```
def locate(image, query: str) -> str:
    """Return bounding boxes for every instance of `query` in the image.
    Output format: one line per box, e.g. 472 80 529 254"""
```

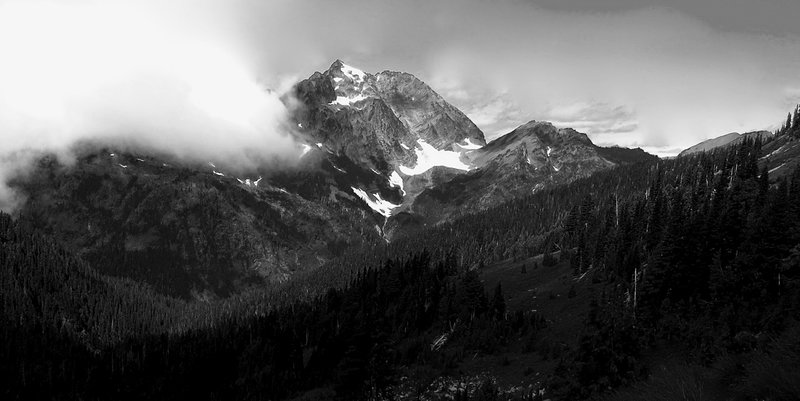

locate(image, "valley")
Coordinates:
3 59 800 400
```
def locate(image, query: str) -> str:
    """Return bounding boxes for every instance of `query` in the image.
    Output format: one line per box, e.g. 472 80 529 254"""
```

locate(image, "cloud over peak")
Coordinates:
0 0 298 211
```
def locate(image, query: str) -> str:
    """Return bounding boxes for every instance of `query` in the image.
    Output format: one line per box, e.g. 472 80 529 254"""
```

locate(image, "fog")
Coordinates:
0 0 300 211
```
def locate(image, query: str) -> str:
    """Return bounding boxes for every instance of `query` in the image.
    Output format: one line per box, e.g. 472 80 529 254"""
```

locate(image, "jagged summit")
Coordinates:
327 59 366 77
326 61 372 106
329 58 345 70
290 59 486 169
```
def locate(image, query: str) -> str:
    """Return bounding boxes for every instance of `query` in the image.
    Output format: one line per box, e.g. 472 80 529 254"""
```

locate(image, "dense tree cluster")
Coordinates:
549 138 800 399
777 104 800 137
1 218 543 399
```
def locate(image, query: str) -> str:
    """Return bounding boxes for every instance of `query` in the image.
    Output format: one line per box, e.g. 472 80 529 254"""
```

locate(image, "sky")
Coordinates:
233 0 800 155
1 0 800 210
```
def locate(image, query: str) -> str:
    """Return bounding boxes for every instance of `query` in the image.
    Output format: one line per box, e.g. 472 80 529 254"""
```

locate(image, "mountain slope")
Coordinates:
6 128 799 401
678 130 772 156
289 61 655 231
10 60 655 298
758 133 800 177
14 149 382 298
397 121 657 226
286 61 491 221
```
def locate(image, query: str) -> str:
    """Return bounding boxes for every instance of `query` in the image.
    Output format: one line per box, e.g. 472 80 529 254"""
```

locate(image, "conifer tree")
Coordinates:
491 283 506 320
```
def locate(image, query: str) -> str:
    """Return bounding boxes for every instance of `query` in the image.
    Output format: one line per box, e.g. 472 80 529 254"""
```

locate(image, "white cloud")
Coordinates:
0 0 297 211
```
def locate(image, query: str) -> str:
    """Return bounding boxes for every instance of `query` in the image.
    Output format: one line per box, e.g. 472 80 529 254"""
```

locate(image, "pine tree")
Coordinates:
491 283 506 320
793 105 800 136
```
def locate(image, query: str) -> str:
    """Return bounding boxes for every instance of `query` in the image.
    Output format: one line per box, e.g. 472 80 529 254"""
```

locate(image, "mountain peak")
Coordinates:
327 59 368 81
330 59 344 69
517 120 550 130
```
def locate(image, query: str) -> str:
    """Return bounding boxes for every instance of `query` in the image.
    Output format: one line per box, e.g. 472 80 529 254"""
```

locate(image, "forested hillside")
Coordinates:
3 123 800 400
549 138 800 399
1 217 543 399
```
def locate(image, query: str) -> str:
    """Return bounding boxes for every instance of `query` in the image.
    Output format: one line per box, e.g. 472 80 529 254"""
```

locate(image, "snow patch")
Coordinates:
399 139 472 175
546 146 552 157
341 63 366 82
331 94 367 106
769 163 786 174
401 143 410 150
300 144 312 158
458 138 483 150
331 163 346 174
389 171 405 195
552 164 560 172
212 170 224 177
763 144 787 159
370 168 380 175
109 153 116 157
208 162 216 168
136 158 145 162
351 187 400 217
118 164 127 168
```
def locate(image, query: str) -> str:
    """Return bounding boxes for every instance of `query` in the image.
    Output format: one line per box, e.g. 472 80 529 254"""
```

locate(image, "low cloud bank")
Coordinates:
0 0 298 211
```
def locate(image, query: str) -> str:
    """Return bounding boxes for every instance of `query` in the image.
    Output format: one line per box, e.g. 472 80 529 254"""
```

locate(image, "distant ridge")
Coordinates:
679 130 772 157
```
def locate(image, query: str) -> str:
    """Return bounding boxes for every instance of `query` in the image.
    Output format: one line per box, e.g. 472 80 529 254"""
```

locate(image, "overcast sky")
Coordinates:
242 0 800 156
2 0 800 161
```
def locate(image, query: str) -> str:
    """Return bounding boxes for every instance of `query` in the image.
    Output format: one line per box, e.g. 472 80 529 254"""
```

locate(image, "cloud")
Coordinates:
416 4 800 151
233 0 800 153
0 0 298 211
544 102 639 142
460 95 527 140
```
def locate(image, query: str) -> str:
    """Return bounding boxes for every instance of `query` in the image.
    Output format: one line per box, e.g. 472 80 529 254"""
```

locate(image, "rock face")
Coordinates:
679 130 773 157
290 60 485 172
399 121 656 226
11 60 656 298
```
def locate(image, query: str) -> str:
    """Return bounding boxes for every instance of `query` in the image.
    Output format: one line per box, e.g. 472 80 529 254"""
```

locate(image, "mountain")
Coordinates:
678 130 772 156
12 60 493 298
395 121 657 227
5 127 800 401
289 61 654 231
285 60 492 221
289 60 484 171
5 94 800 400
14 149 383 298
9 60 654 299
